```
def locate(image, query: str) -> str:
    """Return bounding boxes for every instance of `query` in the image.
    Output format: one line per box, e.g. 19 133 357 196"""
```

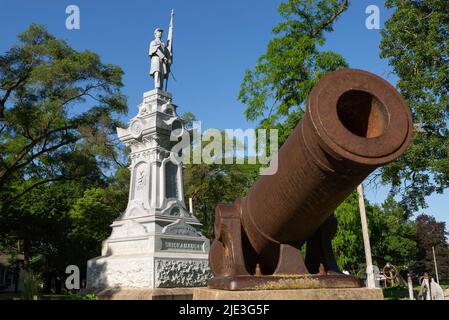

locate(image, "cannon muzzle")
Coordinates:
208 69 413 290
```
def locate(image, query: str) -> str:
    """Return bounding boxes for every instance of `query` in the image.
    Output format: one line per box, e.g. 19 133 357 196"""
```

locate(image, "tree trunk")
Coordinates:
43 273 52 293
14 262 19 293
55 276 62 294
23 239 30 271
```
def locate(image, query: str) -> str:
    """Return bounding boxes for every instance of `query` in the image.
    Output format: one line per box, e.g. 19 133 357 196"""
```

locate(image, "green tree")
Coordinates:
180 112 260 238
238 0 349 144
332 192 379 274
184 161 259 239
0 24 129 291
378 196 417 270
413 214 449 279
0 24 127 215
380 0 449 212
3 180 86 287
0 165 129 292
333 193 417 274
68 187 122 264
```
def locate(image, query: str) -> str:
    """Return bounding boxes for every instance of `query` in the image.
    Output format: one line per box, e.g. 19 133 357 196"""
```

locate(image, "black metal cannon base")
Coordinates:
207 274 362 291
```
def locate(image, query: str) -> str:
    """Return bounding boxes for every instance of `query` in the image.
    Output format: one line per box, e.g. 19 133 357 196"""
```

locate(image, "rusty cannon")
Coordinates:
208 69 413 290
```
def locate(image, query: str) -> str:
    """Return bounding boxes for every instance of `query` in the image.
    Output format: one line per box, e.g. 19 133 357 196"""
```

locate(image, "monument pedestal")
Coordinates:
86 89 211 291
87 252 210 289
193 288 384 300
91 287 197 300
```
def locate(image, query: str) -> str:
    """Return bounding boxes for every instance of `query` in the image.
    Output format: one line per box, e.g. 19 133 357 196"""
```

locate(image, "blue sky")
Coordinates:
1 0 447 227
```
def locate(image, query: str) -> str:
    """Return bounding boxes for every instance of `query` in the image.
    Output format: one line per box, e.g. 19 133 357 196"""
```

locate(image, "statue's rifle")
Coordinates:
165 9 174 91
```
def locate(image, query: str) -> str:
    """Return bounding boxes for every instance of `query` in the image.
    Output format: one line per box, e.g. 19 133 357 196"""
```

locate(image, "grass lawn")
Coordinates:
383 281 449 300
383 286 415 300
0 293 21 300
439 282 449 289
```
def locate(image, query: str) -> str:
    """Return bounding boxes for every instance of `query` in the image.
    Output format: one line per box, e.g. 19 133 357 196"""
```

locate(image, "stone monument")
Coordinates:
86 11 210 296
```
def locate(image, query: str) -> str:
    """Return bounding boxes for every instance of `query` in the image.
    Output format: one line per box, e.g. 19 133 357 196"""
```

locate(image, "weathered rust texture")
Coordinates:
208 69 413 290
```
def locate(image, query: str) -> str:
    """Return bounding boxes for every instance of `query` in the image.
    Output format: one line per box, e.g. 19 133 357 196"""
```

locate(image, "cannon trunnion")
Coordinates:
208 69 413 290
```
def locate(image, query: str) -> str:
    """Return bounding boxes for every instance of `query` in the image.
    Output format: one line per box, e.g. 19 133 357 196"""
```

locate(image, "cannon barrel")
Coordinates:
239 69 413 259
209 69 413 281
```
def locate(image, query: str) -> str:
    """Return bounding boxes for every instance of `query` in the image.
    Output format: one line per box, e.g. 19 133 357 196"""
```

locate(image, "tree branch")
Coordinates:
12 136 79 175
59 82 106 110
310 0 348 38
0 74 30 119
2 177 66 208
0 125 76 181
1 82 106 178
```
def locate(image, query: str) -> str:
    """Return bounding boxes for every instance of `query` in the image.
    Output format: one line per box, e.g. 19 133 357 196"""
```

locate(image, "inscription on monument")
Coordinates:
108 239 149 255
161 238 203 251
163 219 199 236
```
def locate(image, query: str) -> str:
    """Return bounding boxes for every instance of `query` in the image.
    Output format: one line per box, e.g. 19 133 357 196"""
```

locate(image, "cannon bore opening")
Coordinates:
337 90 387 138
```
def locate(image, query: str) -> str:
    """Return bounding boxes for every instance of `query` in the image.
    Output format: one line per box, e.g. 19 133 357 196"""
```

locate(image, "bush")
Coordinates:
83 293 99 300
63 292 99 300
19 270 41 300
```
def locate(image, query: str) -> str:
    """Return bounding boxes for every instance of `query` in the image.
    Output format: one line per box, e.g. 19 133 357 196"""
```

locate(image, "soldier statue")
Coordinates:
149 10 174 90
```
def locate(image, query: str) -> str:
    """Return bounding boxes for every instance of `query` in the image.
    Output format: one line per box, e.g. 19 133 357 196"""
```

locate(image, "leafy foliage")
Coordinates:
68 187 122 259
0 25 129 292
63 292 99 300
0 24 127 214
0 169 127 292
378 196 418 269
238 0 348 144
380 0 449 212
184 160 259 239
333 193 417 274
19 269 40 300
181 119 261 239
413 214 449 278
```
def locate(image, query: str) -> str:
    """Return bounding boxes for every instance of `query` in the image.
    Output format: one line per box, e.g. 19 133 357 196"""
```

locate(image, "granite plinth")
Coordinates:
92 287 196 300
193 288 384 300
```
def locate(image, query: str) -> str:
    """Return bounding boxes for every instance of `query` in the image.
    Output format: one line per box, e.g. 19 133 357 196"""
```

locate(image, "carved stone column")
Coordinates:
86 89 210 289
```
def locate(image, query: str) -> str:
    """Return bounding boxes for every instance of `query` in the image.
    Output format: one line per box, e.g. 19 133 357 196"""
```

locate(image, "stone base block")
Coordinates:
193 288 384 300
86 253 210 289
87 254 154 288
91 287 197 300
